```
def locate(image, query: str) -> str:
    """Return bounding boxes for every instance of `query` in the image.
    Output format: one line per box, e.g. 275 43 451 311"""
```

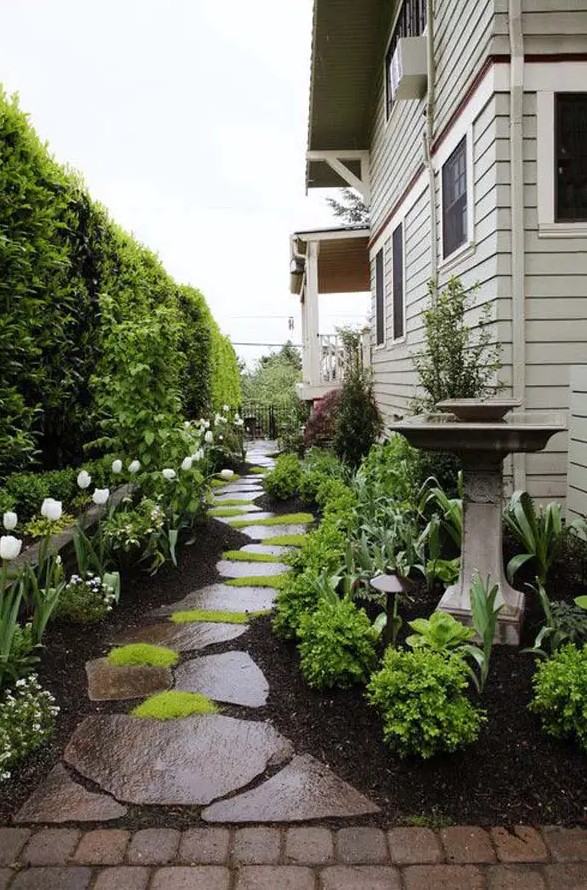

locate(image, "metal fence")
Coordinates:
241 403 291 439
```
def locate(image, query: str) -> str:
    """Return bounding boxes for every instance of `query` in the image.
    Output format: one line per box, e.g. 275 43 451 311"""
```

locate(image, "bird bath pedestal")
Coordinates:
388 400 565 645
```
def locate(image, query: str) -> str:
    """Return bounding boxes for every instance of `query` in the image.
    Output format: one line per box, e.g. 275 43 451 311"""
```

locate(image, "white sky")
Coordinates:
0 0 370 367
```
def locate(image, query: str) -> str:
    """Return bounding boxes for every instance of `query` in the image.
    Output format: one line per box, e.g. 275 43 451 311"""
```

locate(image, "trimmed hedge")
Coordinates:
0 87 239 478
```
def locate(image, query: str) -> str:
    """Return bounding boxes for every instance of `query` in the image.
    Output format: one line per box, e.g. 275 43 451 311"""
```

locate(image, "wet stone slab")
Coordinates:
215 560 290 578
15 764 128 823
151 584 276 617
237 524 309 541
113 621 247 651
202 754 380 823
64 714 293 805
174 651 269 707
86 658 173 702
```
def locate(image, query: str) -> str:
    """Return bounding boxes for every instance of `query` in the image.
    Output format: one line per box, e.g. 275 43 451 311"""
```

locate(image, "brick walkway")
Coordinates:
1 825 586 888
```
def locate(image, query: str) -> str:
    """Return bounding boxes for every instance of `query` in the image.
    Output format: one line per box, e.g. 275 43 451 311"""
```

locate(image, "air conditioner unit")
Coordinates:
390 36 427 102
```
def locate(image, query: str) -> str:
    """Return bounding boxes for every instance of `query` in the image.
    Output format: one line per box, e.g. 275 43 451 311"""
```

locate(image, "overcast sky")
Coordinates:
0 0 370 366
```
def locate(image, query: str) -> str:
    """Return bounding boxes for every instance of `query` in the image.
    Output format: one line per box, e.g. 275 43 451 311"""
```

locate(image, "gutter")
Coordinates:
423 0 438 285
509 0 527 489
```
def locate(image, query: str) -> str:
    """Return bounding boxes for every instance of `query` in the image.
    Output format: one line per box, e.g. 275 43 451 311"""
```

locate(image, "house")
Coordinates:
291 0 587 514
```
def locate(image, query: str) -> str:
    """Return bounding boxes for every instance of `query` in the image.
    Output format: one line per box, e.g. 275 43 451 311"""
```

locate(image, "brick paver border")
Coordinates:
0 825 585 887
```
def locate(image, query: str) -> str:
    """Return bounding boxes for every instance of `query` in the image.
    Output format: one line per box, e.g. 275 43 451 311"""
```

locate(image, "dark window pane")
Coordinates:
442 137 468 257
375 249 385 345
385 0 428 117
556 93 587 222
392 224 404 340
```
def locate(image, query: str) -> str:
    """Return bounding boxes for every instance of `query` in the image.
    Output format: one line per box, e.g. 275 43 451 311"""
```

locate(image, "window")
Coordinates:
375 248 385 346
385 0 427 118
392 224 404 340
442 136 468 258
556 93 587 222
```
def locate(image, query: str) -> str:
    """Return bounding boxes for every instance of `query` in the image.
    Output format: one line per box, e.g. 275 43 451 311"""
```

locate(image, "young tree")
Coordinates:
326 188 369 226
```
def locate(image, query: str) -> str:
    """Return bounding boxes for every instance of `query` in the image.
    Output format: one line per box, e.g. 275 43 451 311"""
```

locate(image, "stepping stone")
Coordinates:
201 754 380 823
152 584 276 617
214 486 263 497
86 658 172 701
238 524 309 541
175 651 269 707
216 560 290 578
241 544 296 557
15 764 127 823
113 621 247 650
64 714 293 805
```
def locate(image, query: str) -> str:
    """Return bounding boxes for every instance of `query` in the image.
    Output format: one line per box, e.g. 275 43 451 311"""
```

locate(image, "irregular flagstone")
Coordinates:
174 651 269 707
15 764 128 823
238 524 309 541
216 560 290 578
241 544 296 557
201 753 380 823
113 621 247 650
64 714 293 805
86 658 172 701
151 584 276 617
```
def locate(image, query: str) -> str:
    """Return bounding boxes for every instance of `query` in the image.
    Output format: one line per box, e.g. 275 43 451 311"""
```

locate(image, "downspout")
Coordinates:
423 0 437 286
509 0 526 489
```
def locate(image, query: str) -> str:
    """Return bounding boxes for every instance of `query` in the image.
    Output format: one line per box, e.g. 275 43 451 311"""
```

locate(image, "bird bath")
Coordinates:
388 400 566 645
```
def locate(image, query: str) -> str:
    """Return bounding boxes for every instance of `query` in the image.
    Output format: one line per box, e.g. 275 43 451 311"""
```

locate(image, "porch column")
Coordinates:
303 240 321 386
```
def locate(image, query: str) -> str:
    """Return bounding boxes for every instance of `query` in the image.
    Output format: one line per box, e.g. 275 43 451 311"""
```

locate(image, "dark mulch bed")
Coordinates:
2 466 586 829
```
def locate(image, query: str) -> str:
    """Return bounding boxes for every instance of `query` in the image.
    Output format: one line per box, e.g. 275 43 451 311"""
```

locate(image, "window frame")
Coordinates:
554 92 587 224
441 136 468 259
384 0 427 121
374 247 386 347
391 222 405 343
437 124 475 269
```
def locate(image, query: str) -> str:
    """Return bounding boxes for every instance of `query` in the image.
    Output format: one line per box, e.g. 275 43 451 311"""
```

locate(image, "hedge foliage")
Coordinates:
0 88 239 478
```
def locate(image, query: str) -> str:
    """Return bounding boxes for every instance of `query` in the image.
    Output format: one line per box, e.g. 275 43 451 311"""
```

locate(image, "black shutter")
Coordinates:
392 224 404 340
375 249 384 346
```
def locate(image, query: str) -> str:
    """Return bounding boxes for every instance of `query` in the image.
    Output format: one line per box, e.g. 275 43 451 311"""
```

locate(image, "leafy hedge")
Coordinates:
0 88 239 478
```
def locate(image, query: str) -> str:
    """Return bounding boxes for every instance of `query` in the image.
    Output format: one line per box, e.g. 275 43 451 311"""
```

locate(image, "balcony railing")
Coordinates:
319 334 346 385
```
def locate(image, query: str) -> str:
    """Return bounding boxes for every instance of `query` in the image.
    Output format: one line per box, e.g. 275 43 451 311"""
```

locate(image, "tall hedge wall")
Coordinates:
0 88 240 478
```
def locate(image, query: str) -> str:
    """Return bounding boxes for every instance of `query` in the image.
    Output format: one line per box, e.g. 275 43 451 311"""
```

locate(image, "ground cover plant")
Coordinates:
131 691 218 720
170 609 265 624
107 644 179 668
229 512 314 528
221 550 283 563
226 575 287 589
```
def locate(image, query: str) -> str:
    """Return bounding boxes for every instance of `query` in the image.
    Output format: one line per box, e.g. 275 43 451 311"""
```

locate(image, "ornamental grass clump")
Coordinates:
107 644 179 668
530 643 587 752
367 648 486 759
0 675 59 782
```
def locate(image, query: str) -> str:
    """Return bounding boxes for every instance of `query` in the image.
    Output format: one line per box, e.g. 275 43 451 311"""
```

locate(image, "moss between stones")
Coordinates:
221 550 283 563
262 534 306 547
226 575 287 589
170 609 269 624
229 512 314 529
107 643 179 668
208 506 248 517
216 472 241 482
212 498 254 507
249 466 267 474
131 691 218 720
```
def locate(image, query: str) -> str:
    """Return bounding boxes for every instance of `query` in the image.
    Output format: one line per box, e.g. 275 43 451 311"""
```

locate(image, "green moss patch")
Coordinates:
107 644 179 668
221 550 283 563
170 609 269 624
212 498 254 507
229 512 314 529
210 479 225 488
226 575 287 589
215 472 241 482
131 691 217 719
249 466 267 474
263 534 306 547
208 506 247 517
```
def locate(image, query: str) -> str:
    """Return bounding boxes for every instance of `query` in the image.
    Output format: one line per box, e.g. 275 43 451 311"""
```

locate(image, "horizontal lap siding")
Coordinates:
567 368 587 520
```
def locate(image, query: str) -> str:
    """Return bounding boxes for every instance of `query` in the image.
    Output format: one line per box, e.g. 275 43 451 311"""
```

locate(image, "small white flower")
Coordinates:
204 431 214 445
180 456 193 471
56 555 62 565
223 404 230 413
128 459 141 474
192 448 204 462
92 488 110 506
220 469 234 480
40 499 62 521
111 459 123 474
234 416 244 427
203 420 210 429
2 512 17 531
218 434 224 441
77 469 91 490
184 420 191 428
162 468 177 481
0 535 22 561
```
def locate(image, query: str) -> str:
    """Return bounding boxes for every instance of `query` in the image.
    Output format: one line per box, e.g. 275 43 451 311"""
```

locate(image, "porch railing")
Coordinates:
317 331 371 387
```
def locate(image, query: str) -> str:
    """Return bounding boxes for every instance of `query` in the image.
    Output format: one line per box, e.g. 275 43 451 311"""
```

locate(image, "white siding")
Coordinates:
567 367 587 520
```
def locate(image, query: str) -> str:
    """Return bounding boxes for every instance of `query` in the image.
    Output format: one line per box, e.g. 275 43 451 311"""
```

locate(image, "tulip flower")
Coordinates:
0 535 22 561
92 488 110 506
77 470 91 490
220 469 234 480
203 420 210 429
204 431 214 444
192 448 204 462
128 460 141 474
41 499 63 522
2 512 17 531
223 404 230 413
218 435 224 442
181 456 193 471
162 468 177 481
111 459 123 474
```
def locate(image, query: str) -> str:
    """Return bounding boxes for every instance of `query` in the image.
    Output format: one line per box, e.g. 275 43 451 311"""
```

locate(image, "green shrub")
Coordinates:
0 675 59 781
367 648 486 758
131 691 217 720
55 573 116 624
299 448 347 505
298 596 378 690
5 468 78 521
107 644 179 668
530 644 587 751
264 454 303 501
332 331 382 468
273 569 324 640
23 513 76 538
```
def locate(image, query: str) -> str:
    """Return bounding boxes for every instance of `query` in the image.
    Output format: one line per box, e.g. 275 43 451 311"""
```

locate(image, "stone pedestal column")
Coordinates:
437 453 525 645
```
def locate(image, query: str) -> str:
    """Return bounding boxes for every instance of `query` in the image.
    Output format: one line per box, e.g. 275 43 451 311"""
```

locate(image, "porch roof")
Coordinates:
306 0 389 190
290 226 370 296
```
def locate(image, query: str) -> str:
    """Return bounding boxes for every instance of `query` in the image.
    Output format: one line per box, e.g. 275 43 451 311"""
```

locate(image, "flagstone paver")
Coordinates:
201 754 380 823
14 765 127 824
85 658 172 701
215 559 290 578
113 621 247 650
64 714 293 805
152 584 276 616
174 651 269 707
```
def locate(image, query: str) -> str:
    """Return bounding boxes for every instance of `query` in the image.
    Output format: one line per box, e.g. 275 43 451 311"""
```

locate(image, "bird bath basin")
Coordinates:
388 401 566 645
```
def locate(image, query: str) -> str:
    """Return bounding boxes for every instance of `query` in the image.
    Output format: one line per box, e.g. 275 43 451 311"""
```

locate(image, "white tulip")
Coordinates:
111 459 123 474
220 469 234 480
223 404 230 413
192 448 204 462
234 417 244 427
2 512 17 531
218 434 224 441
92 488 110 506
184 421 191 428
181 456 193 471
0 535 22 561
128 460 141 474
77 470 91 490
162 468 177 481
203 420 210 429
204 431 214 444
41 499 63 521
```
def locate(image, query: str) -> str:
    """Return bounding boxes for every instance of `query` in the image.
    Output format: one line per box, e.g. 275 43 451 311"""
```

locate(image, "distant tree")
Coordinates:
241 343 302 410
326 188 369 226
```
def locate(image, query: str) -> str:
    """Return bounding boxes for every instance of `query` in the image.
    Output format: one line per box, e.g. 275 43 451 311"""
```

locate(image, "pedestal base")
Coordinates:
437 588 525 646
